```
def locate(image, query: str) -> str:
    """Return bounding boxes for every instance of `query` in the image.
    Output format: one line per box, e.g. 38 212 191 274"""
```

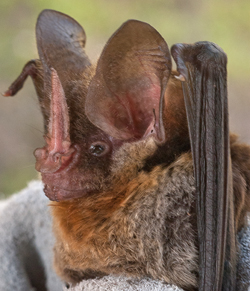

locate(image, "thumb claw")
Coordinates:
2 89 12 97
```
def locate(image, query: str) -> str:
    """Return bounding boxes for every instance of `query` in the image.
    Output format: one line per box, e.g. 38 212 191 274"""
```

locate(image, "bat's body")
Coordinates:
4 9 250 291
51 84 250 290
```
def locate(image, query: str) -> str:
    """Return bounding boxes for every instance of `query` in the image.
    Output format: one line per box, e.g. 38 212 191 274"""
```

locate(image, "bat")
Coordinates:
4 9 250 291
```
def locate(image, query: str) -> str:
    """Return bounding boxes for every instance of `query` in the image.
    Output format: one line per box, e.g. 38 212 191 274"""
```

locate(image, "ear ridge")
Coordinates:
85 20 171 143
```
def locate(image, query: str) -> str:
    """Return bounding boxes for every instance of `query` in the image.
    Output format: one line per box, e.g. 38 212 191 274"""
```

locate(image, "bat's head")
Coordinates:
32 10 188 201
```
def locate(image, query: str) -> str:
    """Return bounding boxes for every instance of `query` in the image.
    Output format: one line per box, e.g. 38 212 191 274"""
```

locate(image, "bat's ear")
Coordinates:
85 20 172 143
36 9 91 84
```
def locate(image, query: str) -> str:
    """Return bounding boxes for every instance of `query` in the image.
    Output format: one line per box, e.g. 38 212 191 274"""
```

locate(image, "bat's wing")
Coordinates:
171 42 236 291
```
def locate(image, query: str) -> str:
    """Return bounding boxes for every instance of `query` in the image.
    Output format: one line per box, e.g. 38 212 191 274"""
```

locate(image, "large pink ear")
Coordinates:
85 20 171 143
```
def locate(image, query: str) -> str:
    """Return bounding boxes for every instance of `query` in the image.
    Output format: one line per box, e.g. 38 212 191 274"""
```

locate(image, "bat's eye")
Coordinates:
89 141 110 157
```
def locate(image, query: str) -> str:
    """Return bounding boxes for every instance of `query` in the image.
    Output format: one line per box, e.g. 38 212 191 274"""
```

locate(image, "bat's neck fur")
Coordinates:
51 137 159 243
51 141 198 290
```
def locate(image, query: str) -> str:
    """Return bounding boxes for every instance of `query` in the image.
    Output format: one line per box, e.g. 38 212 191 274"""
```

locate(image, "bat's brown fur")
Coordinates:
231 134 250 230
52 148 198 290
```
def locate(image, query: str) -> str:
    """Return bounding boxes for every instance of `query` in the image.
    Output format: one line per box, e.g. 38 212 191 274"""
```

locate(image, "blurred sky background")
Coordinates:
0 0 250 197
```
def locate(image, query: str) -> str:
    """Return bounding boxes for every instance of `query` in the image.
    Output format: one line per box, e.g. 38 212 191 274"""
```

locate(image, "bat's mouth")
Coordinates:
43 182 99 202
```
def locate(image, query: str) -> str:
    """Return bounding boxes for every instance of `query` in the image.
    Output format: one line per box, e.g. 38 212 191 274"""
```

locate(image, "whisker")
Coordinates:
25 124 44 136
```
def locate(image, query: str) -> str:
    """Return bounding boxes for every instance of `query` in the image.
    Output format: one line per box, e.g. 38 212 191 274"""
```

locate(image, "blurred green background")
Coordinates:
0 0 250 198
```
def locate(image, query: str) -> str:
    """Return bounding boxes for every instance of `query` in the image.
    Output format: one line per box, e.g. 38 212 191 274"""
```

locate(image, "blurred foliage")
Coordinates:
0 0 250 197
1 0 250 80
